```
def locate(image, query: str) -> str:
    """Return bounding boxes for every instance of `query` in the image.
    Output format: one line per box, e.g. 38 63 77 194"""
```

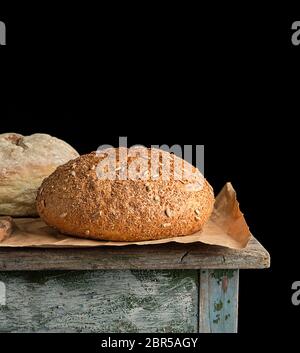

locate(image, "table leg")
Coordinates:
199 269 239 333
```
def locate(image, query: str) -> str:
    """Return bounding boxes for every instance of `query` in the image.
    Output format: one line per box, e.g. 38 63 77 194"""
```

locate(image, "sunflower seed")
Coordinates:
71 171 76 176
195 216 201 221
194 209 200 215
165 207 172 217
92 210 102 219
91 165 95 170
60 212 67 218
162 223 171 227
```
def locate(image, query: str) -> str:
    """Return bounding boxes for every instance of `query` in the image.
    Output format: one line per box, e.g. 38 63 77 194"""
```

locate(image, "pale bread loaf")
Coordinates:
0 133 79 216
37 147 214 241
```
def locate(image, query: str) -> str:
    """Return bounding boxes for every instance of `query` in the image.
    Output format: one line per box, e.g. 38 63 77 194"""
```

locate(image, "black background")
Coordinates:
0 2 299 350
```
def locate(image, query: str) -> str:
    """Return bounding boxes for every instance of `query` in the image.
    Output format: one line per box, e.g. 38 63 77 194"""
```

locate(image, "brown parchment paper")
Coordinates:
0 183 251 249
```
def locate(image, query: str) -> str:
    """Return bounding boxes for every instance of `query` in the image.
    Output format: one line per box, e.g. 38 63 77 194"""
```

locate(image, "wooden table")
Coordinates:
0 236 269 333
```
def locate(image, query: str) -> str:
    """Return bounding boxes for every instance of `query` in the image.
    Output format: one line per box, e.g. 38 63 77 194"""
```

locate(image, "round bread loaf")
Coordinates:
0 133 79 216
36 147 214 241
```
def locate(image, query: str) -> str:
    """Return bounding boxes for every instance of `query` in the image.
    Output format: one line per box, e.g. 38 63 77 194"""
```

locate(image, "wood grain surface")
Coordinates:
0 236 270 271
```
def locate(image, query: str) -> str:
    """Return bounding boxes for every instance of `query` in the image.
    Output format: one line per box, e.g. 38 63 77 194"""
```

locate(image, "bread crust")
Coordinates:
37 148 214 241
0 133 79 216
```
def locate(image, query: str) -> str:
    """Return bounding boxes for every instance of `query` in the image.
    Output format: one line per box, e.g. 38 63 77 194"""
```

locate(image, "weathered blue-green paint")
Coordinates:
199 269 239 333
0 270 199 333
0 268 241 333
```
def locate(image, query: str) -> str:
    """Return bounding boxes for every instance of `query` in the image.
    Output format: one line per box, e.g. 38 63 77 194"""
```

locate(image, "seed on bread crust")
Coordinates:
165 207 172 217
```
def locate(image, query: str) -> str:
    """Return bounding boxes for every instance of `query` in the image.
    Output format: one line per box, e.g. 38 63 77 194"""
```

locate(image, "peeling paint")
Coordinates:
222 276 228 293
0 270 199 333
200 270 239 333
210 270 235 285
213 313 220 324
214 300 223 312
225 314 231 321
